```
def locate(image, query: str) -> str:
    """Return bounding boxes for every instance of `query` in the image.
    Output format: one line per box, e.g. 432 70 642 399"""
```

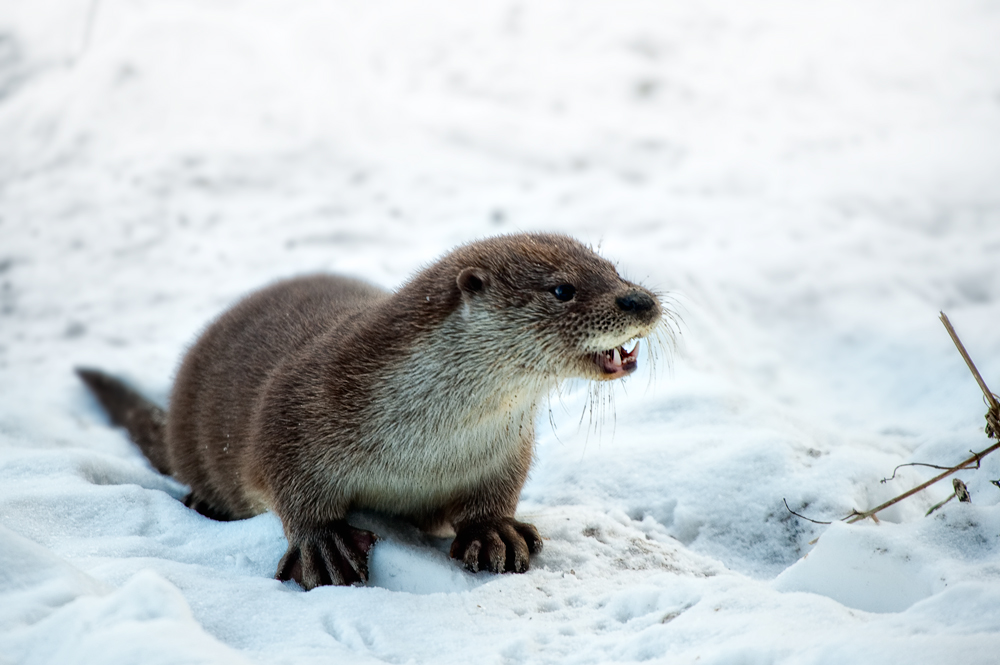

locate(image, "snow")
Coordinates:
2 0 1000 663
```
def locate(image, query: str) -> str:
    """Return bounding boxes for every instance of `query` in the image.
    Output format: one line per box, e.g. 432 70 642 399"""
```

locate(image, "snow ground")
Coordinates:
2 0 1000 663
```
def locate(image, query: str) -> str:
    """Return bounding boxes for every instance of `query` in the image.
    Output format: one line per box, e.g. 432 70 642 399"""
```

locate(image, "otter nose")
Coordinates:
615 291 655 314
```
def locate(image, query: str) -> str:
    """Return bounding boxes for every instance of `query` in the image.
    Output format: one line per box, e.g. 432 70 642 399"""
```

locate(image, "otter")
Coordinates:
77 233 663 589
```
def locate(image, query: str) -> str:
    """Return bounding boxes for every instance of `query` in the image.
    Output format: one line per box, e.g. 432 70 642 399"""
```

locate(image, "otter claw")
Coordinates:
450 519 542 574
276 521 377 590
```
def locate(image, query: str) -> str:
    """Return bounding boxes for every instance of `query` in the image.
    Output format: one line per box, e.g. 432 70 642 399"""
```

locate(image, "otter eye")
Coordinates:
551 284 576 302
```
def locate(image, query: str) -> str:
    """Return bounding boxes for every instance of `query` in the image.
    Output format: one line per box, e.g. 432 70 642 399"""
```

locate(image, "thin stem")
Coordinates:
925 492 956 517
782 498 832 525
845 441 1000 524
940 312 999 409
881 460 979 483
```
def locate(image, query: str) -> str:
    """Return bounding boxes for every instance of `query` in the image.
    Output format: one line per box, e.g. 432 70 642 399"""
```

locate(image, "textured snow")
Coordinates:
2 0 1000 663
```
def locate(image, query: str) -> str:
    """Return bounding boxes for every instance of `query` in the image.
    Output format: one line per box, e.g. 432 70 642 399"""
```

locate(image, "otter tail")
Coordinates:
76 368 172 475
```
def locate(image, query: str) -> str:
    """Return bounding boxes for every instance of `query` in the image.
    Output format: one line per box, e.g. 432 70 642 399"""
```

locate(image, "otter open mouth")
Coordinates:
593 339 640 379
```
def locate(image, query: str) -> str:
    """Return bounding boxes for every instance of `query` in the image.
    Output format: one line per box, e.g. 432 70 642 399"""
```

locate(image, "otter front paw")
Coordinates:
276 521 377 590
450 519 543 574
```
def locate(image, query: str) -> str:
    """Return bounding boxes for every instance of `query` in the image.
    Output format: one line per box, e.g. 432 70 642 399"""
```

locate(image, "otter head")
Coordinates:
446 233 664 382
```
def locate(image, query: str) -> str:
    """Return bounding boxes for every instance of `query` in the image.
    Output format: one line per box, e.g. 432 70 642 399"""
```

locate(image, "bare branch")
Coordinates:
881 460 979 484
782 498 832 525
925 492 955 517
846 440 1000 524
800 313 998 529
940 312 999 411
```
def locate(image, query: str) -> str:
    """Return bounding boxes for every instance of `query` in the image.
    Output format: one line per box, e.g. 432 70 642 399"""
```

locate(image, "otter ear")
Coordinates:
457 267 490 299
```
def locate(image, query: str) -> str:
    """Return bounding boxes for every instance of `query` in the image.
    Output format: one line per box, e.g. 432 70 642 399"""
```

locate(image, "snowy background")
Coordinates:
3 0 1000 663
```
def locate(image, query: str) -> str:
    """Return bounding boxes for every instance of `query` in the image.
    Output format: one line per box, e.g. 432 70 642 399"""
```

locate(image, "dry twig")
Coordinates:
941 312 1000 438
782 499 831 525
881 459 980 484
925 478 974 517
925 492 956 517
842 313 998 524
845 427 999 523
787 313 999 528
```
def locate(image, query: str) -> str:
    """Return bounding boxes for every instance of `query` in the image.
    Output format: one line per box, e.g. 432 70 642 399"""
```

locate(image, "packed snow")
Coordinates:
2 0 1000 663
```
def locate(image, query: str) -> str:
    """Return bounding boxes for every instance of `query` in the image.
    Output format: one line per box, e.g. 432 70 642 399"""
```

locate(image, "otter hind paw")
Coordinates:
450 519 543 574
276 522 377 590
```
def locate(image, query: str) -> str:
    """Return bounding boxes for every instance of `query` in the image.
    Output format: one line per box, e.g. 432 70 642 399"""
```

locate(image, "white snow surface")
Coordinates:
2 0 1000 663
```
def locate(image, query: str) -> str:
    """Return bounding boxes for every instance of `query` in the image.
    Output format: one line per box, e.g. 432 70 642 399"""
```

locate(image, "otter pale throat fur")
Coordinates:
77 233 663 590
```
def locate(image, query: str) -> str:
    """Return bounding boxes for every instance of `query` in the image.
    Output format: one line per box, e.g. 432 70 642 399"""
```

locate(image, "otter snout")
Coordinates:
616 290 656 314
615 289 660 325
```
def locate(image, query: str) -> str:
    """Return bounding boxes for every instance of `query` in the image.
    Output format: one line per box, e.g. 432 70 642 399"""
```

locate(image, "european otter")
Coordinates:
78 233 663 589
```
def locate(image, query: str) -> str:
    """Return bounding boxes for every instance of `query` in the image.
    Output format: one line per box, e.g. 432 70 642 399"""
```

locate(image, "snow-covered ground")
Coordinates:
3 1 1000 663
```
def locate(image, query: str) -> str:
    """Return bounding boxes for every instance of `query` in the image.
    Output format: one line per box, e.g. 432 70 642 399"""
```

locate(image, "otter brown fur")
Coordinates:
77 233 662 589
